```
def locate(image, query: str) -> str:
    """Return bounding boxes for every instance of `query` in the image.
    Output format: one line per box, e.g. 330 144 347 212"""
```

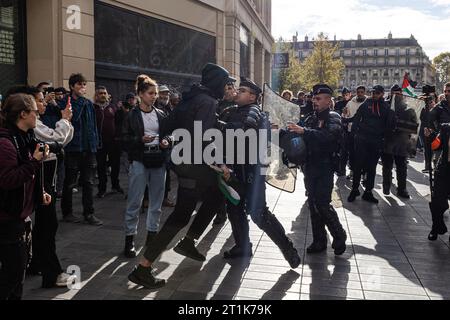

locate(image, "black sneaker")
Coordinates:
223 244 253 259
362 192 379 204
397 190 411 199
62 214 81 223
112 186 124 194
84 215 103 226
173 238 206 262
128 265 166 290
307 242 327 254
282 247 301 269
347 190 361 203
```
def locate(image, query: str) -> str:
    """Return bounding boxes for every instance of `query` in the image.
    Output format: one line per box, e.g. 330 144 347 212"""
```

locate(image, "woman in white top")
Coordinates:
25 86 75 288
121 75 172 258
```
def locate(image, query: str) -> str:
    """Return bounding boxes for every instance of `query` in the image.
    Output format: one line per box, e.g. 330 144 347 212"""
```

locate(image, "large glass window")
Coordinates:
0 0 26 95
240 25 250 78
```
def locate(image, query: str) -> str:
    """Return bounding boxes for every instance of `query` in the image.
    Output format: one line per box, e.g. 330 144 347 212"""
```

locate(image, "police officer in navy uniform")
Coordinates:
219 77 301 269
427 82 450 241
288 84 347 255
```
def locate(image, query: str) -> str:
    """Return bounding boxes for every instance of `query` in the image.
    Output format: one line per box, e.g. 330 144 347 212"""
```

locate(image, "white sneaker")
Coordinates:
55 273 77 287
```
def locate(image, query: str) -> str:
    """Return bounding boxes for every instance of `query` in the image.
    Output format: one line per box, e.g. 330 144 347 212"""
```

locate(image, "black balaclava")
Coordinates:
200 63 230 100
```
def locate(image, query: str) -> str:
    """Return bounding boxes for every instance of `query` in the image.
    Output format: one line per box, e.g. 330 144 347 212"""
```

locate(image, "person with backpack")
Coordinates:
0 93 51 300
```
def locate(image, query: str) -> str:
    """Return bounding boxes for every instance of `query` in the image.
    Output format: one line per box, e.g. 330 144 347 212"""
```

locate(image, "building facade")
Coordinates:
0 0 273 101
286 33 435 92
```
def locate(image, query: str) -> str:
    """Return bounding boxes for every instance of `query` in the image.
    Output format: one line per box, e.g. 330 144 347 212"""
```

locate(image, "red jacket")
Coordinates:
0 128 41 222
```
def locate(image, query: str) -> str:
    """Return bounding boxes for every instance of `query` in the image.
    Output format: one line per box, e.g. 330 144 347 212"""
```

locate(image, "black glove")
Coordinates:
243 107 261 130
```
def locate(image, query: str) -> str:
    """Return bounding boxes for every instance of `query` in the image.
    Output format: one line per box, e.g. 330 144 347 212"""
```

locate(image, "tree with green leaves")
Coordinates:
433 52 450 91
299 33 345 92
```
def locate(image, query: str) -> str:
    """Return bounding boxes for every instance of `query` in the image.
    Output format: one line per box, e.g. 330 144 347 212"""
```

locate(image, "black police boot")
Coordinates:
124 236 137 258
428 202 449 241
128 265 166 289
307 204 327 254
174 238 206 262
362 191 379 204
145 231 157 248
224 243 253 259
397 189 411 199
319 206 347 256
347 189 361 203
259 209 301 269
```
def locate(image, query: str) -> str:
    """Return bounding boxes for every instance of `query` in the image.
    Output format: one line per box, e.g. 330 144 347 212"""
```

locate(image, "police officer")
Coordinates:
382 85 419 199
348 85 394 204
428 123 450 241
220 77 301 269
288 84 347 255
335 87 353 176
427 82 450 241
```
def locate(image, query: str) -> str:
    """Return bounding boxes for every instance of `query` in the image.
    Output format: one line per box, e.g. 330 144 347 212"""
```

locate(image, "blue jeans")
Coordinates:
125 161 166 236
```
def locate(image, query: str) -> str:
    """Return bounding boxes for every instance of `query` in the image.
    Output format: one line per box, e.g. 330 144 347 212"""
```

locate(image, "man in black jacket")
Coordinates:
382 85 419 199
288 84 347 255
427 82 450 241
348 85 394 204
127 63 232 289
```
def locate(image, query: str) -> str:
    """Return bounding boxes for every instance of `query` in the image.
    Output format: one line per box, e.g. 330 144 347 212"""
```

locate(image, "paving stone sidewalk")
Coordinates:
23 154 450 300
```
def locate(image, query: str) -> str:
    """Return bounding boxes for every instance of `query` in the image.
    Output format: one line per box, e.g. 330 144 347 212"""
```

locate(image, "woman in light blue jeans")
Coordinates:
121 75 172 258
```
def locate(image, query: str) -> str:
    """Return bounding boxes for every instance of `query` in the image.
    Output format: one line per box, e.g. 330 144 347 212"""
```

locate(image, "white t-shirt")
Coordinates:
141 110 160 146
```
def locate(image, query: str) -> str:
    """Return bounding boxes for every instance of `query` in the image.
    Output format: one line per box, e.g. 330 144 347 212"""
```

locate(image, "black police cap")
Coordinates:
390 84 402 92
422 85 436 95
371 85 385 93
313 84 333 96
240 77 262 95
342 87 351 95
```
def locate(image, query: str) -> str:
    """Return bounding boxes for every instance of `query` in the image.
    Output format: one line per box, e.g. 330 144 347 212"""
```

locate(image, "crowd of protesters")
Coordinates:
1 65 449 298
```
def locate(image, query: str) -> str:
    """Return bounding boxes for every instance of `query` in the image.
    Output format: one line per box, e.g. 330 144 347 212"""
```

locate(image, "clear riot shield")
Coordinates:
390 95 424 157
262 84 300 193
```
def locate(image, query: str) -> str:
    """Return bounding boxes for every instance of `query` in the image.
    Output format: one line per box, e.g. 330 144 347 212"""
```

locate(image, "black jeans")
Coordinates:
96 143 121 192
61 152 97 217
143 165 222 262
0 220 30 300
352 136 383 192
382 153 408 192
30 160 63 287
430 162 450 232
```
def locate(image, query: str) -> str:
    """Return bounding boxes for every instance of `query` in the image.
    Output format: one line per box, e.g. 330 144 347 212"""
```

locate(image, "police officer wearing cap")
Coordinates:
348 85 394 204
381 84 419 199
288 84 347 255
219 77 301 269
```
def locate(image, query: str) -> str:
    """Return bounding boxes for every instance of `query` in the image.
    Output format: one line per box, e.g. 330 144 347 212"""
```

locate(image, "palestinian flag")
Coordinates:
402 73 417 98
209 165 241 206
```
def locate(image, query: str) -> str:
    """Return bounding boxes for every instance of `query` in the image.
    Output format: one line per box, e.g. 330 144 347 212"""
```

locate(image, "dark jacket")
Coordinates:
41 102 62 129
59 95 99 153
0 127 42 222
303 108 342 170
95 103 118 147
384 99 419 157
334 100 349 115
429 99 450 133
122 106 172 163
351 98 394 142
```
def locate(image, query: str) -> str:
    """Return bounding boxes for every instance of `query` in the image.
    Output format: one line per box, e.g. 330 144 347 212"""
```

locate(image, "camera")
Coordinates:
44 87 55 95
38 143 46 153
422 85 436 95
